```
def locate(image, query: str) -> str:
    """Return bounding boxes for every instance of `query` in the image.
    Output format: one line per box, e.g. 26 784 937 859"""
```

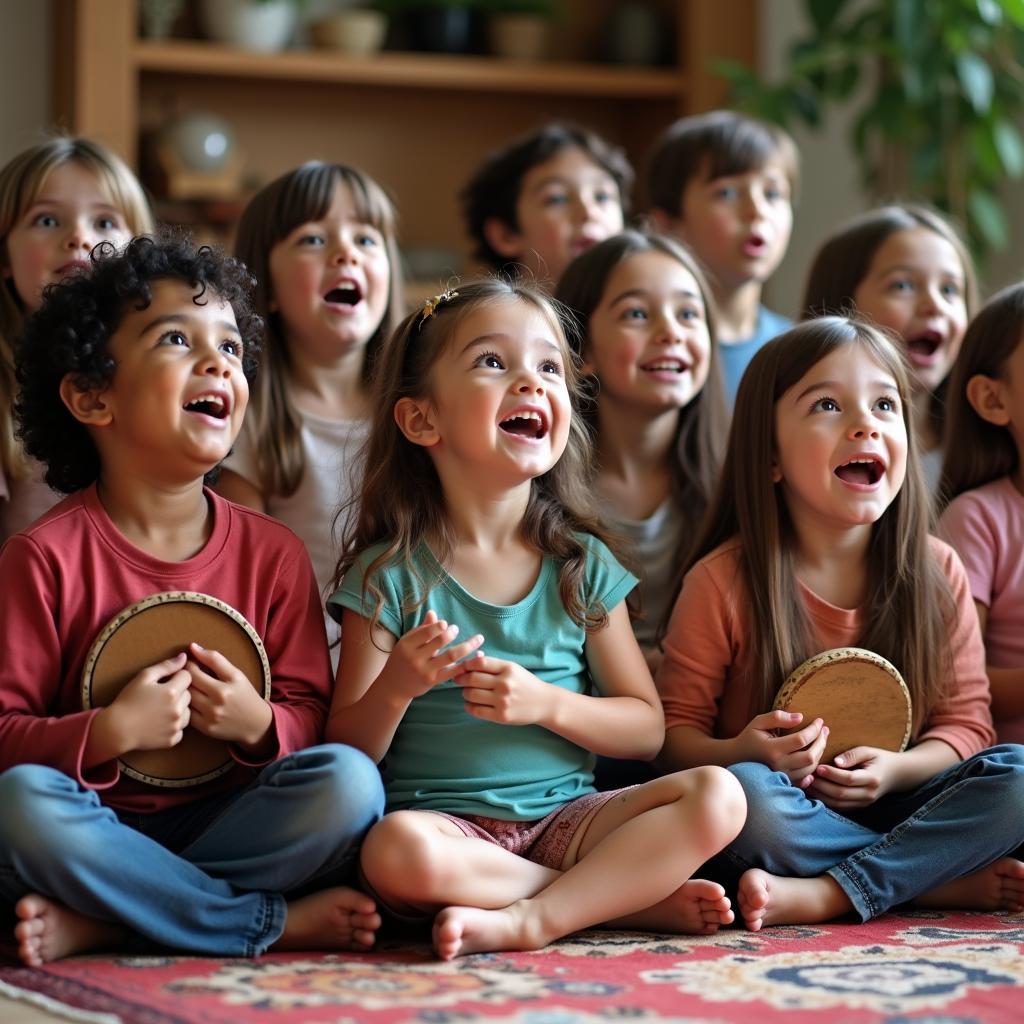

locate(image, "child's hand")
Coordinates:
806 746 899 808
736 710 829 787
454 652 553 726
384 610 484 701
186 642 273 748
107 652 192 752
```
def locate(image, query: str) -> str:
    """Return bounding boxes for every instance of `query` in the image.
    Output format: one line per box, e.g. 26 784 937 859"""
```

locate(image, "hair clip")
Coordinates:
419 288 459 328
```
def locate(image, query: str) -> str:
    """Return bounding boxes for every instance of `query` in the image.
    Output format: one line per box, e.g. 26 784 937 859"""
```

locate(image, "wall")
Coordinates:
0 0 52 164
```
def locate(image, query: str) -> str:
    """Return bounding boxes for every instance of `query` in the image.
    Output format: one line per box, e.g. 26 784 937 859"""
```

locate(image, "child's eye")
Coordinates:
356 231 380 248
810 396 840 413
678 306 702 322
95 215 119 231
764 186 786 202
594 187 618 205
32 213 59 228
888 278 913 293
477 352 504 369
621 306 648 321
221 339 243 358
542 191 569 207
540 359 563 375
875 395 899 413
297 233 324 246
941 281 962 299
159 331 188 348
712 185 738 201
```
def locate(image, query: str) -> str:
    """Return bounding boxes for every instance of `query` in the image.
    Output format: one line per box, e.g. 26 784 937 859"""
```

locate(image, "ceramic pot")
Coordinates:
310 10 388 55
488 14 549 61
198 0 298 53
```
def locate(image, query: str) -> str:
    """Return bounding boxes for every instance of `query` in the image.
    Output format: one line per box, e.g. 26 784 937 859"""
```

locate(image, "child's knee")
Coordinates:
678 765 747 846
360 812 451 901
0 765 79 859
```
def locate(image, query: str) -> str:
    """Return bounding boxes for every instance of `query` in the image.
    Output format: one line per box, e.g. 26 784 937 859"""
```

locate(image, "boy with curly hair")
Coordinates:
0 235 384 965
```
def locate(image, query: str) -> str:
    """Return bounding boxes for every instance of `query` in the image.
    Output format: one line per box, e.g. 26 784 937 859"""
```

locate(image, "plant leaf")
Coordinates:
968 187 1009 249
994 117 1024 176
956 52 995 112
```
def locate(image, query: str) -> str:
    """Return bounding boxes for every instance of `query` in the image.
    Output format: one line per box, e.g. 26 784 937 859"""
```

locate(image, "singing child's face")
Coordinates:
416 296 572 487
583 250 712 416
852 226 968 393
675 160 793 293
492 147 624 286
87 279 249 481
3 162 132 311
268 181 391 360
773 343 907 539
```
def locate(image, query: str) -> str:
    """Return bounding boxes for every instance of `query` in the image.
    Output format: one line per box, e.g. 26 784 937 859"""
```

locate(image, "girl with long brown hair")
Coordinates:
326 279 745 959
657 316 1024 930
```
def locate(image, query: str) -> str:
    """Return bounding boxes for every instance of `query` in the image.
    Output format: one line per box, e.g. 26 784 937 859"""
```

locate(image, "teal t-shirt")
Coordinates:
329 534 637 820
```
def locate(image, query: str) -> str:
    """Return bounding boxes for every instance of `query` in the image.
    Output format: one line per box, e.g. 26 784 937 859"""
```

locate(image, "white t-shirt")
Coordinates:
222 408 370 666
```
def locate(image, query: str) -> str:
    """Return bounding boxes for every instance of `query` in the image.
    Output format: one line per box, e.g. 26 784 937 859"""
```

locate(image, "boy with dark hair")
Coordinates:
648 110 799 405
461 122 633 288
0 235 384 965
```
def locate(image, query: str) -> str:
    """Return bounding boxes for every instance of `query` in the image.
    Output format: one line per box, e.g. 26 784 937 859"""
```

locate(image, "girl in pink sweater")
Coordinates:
657 315 1024 929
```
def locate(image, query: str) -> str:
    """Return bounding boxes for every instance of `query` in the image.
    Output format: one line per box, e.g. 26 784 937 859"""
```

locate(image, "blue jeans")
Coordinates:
0 744 384 955
721 744 1024 921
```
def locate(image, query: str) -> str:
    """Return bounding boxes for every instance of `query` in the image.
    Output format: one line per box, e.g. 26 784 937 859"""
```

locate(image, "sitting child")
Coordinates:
0 235 384 965
461 122 633 288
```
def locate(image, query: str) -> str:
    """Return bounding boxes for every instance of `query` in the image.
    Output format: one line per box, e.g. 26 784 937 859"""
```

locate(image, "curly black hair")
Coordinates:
14 233 263 494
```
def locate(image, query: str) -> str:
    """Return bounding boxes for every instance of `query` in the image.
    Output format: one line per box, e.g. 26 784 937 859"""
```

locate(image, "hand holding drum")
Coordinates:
772 647 912 765
81 592 271 787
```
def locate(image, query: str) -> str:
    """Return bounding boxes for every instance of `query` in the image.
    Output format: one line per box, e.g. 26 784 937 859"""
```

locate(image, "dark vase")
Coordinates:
407 8 474 54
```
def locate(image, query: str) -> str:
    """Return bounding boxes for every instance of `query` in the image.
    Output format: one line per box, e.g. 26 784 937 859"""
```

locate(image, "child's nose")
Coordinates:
848 417 880 439
64 220 94 251
516 374 545 395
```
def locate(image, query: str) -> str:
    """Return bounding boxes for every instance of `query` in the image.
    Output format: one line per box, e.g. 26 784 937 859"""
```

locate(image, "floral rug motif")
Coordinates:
1 910 1022 1023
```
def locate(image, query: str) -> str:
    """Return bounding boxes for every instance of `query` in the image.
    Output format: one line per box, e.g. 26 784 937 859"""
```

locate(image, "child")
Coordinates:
1 135 153 541
555 229 727 668
647 110 797 405
0 235 384 966
656 316 1024 931
217 162 403 658
326 280 745 960
461 123 633 288
938 283 1024 747
801 204 976 490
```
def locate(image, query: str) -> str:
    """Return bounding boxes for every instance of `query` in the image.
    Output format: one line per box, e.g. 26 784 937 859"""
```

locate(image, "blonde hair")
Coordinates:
335 278 620 635
0 135 153 480
677 316 954 735
234 162 403 498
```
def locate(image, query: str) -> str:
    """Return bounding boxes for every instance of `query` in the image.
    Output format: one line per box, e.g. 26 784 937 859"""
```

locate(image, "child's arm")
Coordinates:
974 600 1024 720
215 468 268 513
455 602 664 760
328 608 484 762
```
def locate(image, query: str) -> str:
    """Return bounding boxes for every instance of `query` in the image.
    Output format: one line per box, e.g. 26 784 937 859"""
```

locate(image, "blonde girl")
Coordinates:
801 204 976 489
939 283 1024 747
326 280 744 959
555 229 726 669
657 316 1024 930
1 136 152 539
218 162 403 653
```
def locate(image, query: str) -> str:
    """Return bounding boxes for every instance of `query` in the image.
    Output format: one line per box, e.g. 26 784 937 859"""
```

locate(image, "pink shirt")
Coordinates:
657 535 994 760
939 476 1024 744
0 485 332 813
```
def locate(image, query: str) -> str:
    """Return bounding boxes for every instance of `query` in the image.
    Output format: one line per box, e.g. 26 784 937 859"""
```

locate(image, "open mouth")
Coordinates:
324 282 362 306
183 393 229 420
641 358 690 374
905 332 942 363
56 260 90 278
743 233 766 255
499 410 548 440
834 456 883 486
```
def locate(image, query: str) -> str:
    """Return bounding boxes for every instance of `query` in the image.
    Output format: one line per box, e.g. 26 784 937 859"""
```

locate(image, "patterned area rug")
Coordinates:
2 910 1023 1024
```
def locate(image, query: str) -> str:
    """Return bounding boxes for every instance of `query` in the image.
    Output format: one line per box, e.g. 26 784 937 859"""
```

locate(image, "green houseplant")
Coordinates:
717 0 1024 262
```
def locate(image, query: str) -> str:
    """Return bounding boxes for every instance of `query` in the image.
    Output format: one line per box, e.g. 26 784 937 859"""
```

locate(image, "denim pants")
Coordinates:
720 744 1024 921
0 743 384 956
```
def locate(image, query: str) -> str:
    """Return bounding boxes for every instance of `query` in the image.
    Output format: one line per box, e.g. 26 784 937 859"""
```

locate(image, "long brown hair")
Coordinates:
234 161 403 497
0 135 153 480
676 316 954 733
334 278 621 636
939 283 1024 506
555 228 727 573
801 204 978 444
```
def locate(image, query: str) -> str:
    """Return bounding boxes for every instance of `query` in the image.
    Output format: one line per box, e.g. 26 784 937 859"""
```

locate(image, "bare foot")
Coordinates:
432 901 542 960
14 894 124 966
612 878 734 935
272 886 382 952
737 869 852 931
914 858 1024 913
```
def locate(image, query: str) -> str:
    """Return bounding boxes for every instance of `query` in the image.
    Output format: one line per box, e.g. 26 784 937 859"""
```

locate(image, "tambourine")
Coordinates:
81 592 271 788
772 646 912 765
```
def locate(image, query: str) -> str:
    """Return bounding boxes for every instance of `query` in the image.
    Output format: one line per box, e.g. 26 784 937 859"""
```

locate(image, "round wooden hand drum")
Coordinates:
81 592 271 787
772 647 912 765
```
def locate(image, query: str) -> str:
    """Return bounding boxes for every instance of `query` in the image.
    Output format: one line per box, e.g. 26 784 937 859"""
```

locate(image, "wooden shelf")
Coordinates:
134 39 683 100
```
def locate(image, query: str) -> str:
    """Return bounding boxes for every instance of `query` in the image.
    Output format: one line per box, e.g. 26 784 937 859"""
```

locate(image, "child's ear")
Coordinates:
965 373 1011 427
771 453 783 484
59 374 112 427
394 396 440 447
482 217 524 260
